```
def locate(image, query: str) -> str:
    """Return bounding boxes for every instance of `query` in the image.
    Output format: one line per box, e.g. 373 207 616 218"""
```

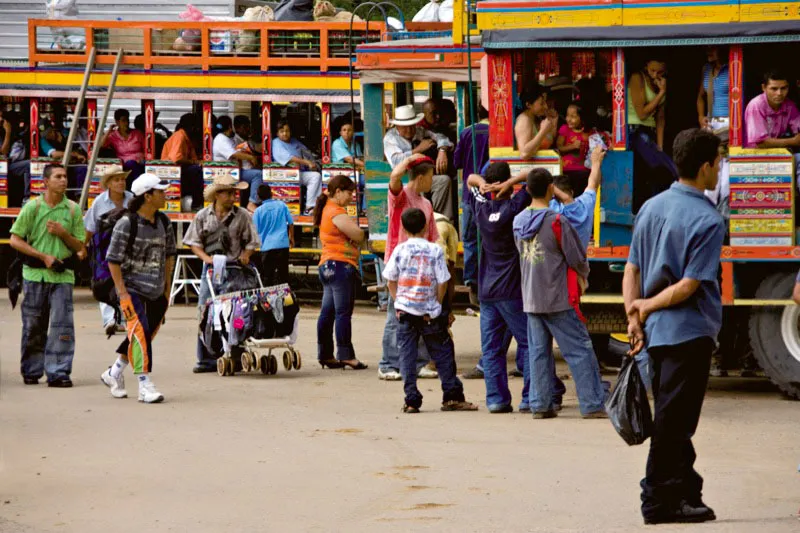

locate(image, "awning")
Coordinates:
359 68 477 84
482 20 800 49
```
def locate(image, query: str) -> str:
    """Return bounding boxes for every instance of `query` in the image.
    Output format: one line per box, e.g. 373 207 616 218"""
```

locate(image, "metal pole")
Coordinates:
79 49 123 211
62 46 97 167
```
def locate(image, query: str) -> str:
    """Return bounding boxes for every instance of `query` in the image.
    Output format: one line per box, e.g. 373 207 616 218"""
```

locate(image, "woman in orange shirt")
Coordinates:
314 175 367 370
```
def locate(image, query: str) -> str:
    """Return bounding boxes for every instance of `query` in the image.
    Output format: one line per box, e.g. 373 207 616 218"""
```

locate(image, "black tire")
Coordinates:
748 272 800 400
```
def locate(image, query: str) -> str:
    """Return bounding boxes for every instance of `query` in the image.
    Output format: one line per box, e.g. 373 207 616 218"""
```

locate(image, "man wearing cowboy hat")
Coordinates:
183 174 260 373
84 164 134 336
383 104 455 221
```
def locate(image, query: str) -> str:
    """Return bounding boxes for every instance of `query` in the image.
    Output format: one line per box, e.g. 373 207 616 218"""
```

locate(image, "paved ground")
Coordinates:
0 290 798 533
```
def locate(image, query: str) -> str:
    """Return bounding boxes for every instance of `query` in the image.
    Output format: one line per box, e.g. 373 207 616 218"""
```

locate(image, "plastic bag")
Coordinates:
412 0 440 22
606 355 654 446
438 0 454 22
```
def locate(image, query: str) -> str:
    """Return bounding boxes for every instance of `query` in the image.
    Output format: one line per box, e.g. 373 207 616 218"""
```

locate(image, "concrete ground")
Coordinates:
0 290 798 533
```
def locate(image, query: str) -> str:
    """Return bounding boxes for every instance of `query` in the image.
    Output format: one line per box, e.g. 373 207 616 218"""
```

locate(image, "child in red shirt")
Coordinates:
557 102 591 194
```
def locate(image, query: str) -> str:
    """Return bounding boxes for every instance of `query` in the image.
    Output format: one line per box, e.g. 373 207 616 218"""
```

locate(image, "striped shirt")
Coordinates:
703 63 730 118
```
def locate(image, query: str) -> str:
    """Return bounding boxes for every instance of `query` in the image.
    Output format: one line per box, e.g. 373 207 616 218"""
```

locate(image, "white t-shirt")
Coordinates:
383 237 451 318
213 133 252 170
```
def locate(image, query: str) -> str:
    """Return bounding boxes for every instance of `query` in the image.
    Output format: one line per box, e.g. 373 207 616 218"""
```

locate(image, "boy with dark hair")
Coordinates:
383 207 478 414
624 128 724 525
10 163 86 387
550 146 605 249
513 168 606 420
253 183 294 286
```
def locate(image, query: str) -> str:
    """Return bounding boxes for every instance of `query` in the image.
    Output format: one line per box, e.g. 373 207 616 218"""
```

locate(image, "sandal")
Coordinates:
402 404 420 414
342 360 369 370
441 400 479 412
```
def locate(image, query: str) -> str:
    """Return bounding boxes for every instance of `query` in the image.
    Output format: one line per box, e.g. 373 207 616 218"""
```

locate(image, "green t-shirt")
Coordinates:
10 196 86 284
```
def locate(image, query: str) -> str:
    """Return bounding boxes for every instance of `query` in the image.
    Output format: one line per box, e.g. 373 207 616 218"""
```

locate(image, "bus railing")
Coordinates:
28 19 385 72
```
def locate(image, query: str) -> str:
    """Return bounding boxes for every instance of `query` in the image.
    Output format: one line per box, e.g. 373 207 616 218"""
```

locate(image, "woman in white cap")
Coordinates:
84 164 133 336
100 173 176 403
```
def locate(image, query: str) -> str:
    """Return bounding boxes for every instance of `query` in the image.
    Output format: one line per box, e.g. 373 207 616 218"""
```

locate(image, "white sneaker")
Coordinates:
138 380 165 403
418 366 439 379
378 369 402 381
100 367 127 398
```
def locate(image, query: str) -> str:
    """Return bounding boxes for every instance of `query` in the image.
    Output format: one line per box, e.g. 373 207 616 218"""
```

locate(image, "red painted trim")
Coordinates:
262 101 272 164
202 101 212 162
321 103 331 165
729 45 743 148
488 52 514 149
86 99 97 155
612 48 626 149
143 99 155 160
29 98 39 158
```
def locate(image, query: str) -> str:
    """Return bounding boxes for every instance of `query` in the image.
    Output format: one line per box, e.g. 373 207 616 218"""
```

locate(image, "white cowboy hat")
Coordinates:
203 174 248 202
100 164 130 189
389 104 424 127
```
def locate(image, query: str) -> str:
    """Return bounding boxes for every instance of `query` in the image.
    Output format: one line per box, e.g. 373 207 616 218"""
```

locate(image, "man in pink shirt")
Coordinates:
378 154 440 381
744 70 800 152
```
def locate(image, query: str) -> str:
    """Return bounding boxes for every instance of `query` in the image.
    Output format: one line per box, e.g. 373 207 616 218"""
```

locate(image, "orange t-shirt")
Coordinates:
319 202 359 267
161 129 198 163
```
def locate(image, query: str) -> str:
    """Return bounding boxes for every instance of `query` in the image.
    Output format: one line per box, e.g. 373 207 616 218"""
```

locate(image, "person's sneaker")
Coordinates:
582 410 609 419
418 366 439 379
101 367 128 398
488 405 513 414
441 400 479 411
378 369 402 381
104 321 117 337
461 367 484 379
138 381 164 403
47 378 73 388
508 369 523 378
532 409 557 419
402 404 420 414
23 377 39 385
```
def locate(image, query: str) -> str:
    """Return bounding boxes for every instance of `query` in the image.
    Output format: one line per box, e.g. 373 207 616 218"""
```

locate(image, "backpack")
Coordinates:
90 208 171 305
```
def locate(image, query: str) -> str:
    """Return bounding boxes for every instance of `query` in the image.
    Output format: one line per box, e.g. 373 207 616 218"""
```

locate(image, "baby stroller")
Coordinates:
200 262 302 377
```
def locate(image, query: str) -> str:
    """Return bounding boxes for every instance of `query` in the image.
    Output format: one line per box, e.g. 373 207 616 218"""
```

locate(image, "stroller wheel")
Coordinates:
217 357 226 376
241 352 252 373
268 355 278 375
282 351 293 371
259 355 269 375
225 358 236 376
292 350 302 370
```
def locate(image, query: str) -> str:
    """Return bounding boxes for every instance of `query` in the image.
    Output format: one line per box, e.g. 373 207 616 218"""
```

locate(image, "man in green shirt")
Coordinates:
10 163 86 387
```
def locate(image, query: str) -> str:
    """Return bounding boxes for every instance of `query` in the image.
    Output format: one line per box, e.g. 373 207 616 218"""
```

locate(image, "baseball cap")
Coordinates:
131 173 169 197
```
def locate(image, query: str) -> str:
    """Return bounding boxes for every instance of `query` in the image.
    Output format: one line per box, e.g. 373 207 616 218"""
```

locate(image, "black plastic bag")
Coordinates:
606 356 654 446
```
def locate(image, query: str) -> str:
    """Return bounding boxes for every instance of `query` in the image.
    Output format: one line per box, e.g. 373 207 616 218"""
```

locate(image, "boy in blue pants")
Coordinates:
383 208 478 413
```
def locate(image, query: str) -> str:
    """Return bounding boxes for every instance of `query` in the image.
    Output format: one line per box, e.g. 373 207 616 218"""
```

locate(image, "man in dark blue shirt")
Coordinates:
624 128 725 525
467 163 565 413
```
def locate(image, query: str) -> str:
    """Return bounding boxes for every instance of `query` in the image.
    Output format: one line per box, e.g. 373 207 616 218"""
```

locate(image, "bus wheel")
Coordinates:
748 272 800 400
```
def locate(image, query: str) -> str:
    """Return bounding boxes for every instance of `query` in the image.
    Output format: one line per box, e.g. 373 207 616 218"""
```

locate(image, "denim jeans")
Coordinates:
240 168 263 204
397 312 465 409
195 263 217 370
317 260 358 361
379 295 430 372
526 309 606 415
461 201 478 287
20 280 75 382
376 257 389 308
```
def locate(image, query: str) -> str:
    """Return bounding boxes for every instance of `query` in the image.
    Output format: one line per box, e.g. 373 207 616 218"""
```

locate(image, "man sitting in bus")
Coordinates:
744 70 800 177
161 113 204 211
213 116 262 212
271 120 322 216
514 85 557 160
383 105 454 221
233 115 262 160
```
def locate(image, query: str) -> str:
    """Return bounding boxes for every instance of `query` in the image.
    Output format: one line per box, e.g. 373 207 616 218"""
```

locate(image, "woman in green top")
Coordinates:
627 58 678 212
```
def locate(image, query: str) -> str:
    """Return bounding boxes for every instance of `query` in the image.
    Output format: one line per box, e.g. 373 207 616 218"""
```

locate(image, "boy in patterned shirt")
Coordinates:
383 207 478 414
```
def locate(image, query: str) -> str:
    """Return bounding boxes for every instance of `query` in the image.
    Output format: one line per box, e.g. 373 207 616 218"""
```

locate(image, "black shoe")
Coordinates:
508 369 523 378
532 409 558 419
47 378 73 388
488 405 513 414
23 377 40 385
461 367 484 379
192 365 217 374
644 502 717 525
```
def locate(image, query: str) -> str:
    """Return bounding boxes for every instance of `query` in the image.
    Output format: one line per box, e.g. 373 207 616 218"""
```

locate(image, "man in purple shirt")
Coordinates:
744 70 800 153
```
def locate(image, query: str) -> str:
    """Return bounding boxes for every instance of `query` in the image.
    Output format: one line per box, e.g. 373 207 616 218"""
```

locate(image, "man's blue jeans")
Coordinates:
240 168 263 205
397 312 465 409
527 309 606 415
461 201 478 287
379 295 430 372
481 299 565 411
20 280 75 382
317 260 358 361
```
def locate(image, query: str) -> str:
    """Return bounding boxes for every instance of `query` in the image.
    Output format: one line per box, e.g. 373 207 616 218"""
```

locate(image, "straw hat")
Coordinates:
389 104 424 127
203 174 248 202
100 164 131 189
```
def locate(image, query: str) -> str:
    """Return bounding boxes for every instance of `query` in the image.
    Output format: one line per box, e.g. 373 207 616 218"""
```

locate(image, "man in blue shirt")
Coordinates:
271 120 322 216
252 184 294 286
466 163 566 413
624 128 725 525
550 146 604 248
453 106 490 303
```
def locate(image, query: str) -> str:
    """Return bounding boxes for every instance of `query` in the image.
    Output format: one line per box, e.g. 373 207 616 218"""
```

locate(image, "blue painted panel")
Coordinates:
599 150 634 247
